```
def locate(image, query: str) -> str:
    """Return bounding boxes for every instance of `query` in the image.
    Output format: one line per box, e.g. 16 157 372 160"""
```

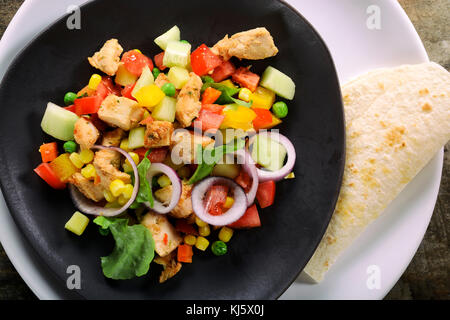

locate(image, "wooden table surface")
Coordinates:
0 0 448 300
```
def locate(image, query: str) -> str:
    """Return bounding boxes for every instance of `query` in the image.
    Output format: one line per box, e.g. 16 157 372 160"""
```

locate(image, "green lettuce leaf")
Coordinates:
93 216 155 280
130 150 154 209
201 82 253 107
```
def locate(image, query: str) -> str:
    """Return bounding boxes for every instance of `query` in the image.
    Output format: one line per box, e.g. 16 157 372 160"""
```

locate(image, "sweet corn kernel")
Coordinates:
120 139 130 152
218 227 234 243
103 190 116 203
117 194 128 206
238 88 252 102
125 152 140 166
184 235 197 246
157 175 172 188
195 236 209 251
69 152 84 169
224 196 234 209
81 164 96 180
109 179 126 197
195 217 207 227
65 211 89 236
122 184 134 200
88 74 102 90
79 149 94 164
199 225 210 237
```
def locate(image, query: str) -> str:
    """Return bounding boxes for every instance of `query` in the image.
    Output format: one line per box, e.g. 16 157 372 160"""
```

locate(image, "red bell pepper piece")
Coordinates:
211 60 236 82
190 44 223 76
256 180 276 208
252 108 273 130
121 50 154 76
232 67 260 92
34 163 66 189
154 52 167 71
64 105 76 113
201 87 222 105
134 147 168 163
228 204 261 229
74 96 102 116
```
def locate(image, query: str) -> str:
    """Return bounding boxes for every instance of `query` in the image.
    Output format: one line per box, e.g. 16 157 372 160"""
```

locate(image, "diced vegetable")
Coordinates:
260 66 296 100
154 25 181 50
212 163 240 179
259 113 282 129
49 153 79 182
88 74 102 90
232 67 260 92
190 44 223 76
39 142 58 163
69 152 84 169
201 104 225 114
135 147 168 163
152 96 177 122
63 141 77 153
154 52 167 71
228 204 261 229
74 96 102 115
221 105 256 131
235 169 252 193
157 174 172 188
252 108 273 130
121 50 154 76
195 236 209 251
167 66 190 89
128 126 146 149
41 102 80 141
251 134 287 171
177 244 193 263
121 83 136 100
238 88 252 102
64 92 78 106
161 83 176 97
81 164 97 180
131 66 154 98
34 163 66 189
199 224 210 237
272 101 288 118
218 226 234 242
204 185 229 216
202 87 222 105
211 60 236 82
211 241 227 256
251 86 276 110
220 79 237 90
184 235 197 246
194 109 224 132
134 84 165 108
163 41 191 68
79 149 94 164
115 63 139 86
65 211 90 236
152 67 160 79
256 180 276 208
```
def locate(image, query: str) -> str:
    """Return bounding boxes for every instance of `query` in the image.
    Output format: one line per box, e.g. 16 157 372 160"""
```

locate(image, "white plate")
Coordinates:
0 0 442 300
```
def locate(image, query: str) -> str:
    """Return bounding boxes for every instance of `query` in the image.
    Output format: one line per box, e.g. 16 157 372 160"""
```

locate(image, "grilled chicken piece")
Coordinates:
175 73 202 127
69 173 104 202
88 39 123 76
211 27 278 61
101 128 126 147
144 120 174 148
73 117 100 150
154 252 182 283
93 149 131 190
170 130 214 165
154 181 194 219
98 95 144 131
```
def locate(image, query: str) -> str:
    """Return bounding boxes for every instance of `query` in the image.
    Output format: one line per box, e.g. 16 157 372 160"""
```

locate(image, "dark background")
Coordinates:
0 0 448 300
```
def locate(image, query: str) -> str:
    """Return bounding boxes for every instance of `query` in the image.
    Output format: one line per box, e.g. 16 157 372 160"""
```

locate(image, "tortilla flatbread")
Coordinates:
303 62 450 282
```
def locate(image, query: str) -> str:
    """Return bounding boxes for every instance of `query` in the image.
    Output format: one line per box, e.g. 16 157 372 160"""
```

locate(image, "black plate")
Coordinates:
0 0 344 299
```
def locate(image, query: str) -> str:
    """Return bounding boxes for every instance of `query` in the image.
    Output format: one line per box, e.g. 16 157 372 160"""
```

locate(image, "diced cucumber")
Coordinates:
132 66 154 98
152 96 177 122
128 126 146 149
168 66 190 89
251 135 287 171
65 211 89 236
260 66 296 100
41 102 79 141
154 26 181 50
163 41 191 68
115 62 138 86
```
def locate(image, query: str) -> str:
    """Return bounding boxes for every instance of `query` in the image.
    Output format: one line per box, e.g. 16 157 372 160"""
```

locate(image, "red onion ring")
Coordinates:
236 149 259 206
144 163 182 214
248 132 296 182
69 145 139 217
191 177 247 226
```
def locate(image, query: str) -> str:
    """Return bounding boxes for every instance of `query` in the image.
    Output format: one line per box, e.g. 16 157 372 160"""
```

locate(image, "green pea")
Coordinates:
161 83 176 97
272 101 288 119
152 67 160 79
211 241 227 256
64 92 78 106
180 40 190 45
201 76 214 84
63 141 77 153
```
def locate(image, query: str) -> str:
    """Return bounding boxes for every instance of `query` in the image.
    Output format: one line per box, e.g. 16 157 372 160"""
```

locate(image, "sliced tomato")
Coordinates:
201 104 225 114
34 163 66 189
134 147 168 163
74 96 102 115
228 204 261 229
154 52 167 71
121 83 137 100
121 50 154 76
201 87 222 105
252 108 273 130
256 180 276 209
204 185 229 216
175 219 199 235
235 169 252 193
190 44 223 76
232 67 260 92
194 109 225 132
211 60 236 82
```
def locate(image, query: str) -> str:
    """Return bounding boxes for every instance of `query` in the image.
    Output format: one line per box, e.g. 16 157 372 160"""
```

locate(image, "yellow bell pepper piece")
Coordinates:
134 84 165 108
221 106 256 131
50 153 79 182
251 86 276 110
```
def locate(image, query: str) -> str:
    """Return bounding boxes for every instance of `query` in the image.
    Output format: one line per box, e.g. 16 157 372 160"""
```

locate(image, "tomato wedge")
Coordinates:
228 204 261 229
235 169 252 193
134 147 168 163
74 96 102 115
190 44 223 76
121 50 154 76
256 180 276 208
204 185 229 216
194 109 225 132
121 83 137 100
211 60 236 82
201 104 225 114
232 67 260 92
154 52 167 71
34 163 66 189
